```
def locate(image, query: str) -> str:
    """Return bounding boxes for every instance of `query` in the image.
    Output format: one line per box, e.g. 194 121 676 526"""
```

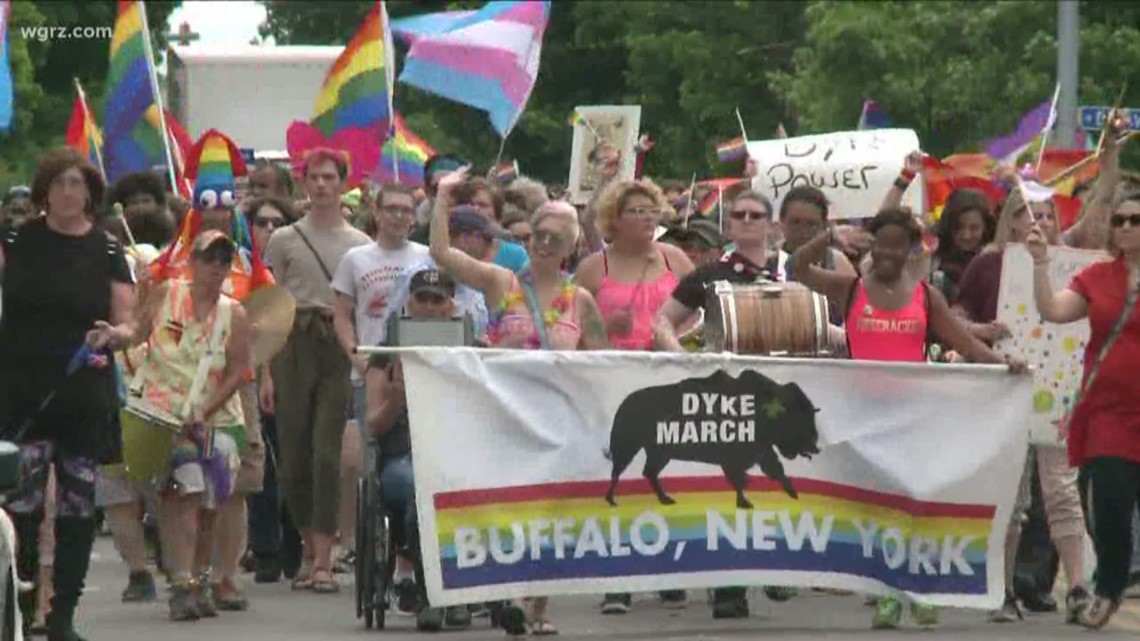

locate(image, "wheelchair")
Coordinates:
355 313 477 630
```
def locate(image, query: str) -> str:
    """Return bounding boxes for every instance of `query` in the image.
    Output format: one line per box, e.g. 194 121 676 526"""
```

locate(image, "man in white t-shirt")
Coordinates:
332 183 429 441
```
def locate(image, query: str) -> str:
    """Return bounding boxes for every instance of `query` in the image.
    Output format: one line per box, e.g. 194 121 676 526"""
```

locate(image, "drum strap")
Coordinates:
182 301 230 420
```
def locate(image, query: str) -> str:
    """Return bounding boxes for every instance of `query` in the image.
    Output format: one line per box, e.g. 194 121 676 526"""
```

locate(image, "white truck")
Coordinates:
166 44 342 156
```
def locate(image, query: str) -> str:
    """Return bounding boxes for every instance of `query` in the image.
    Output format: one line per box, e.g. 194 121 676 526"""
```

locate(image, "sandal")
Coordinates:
528 599 558 636
214 579 250 611
290 562 314 591
310 568 340 594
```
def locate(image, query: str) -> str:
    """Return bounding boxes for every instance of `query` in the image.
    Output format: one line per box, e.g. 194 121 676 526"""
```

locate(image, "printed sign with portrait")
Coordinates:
567 105 642 205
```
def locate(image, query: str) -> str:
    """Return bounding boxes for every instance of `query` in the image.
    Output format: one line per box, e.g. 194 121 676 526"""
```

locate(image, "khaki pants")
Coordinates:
271 313 351 535
1012 445 1085 540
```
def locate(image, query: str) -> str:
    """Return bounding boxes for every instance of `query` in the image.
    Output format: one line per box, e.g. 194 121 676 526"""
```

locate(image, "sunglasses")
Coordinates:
254 216 285 229
730 209 769 222
533 229 568 248
413 291 449 305
1110 213 1140 228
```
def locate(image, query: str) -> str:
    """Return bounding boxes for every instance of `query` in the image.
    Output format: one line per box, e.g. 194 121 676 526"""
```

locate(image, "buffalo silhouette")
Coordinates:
603 369 820 509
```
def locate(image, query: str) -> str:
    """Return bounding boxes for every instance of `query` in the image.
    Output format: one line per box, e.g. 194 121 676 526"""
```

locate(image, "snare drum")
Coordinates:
704 281 831 356
119 402 180 485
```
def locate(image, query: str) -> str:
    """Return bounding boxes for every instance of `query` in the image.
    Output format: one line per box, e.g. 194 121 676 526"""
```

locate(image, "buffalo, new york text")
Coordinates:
451 508 978 577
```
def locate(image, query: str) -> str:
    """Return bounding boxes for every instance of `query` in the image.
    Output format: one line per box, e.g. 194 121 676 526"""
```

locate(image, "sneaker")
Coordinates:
871 594 903 629
659 589 687 608
911 602 940 627
168 583 200 622
394 578 419 616
1020 589 1058 613
763 585 797 602
1077 596 1121 630
444 605 473 628
988 591 1022 623
711 594 749 619
253 556 282 584
1123 574 1140 599
194 576 218 618
121 570 157 603
416 606 445 632
1065 585 1092 624
600 593 632 614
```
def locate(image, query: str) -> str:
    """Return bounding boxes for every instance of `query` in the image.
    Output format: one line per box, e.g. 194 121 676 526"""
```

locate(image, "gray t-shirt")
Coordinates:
265 215 371 311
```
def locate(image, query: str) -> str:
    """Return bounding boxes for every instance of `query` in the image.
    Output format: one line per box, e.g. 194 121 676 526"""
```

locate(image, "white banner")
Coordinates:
996 244 1110 444
402 349 1031 609
748 129 924 219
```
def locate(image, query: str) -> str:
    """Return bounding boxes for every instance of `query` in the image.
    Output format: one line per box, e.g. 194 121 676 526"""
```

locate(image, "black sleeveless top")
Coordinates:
0 217 133 461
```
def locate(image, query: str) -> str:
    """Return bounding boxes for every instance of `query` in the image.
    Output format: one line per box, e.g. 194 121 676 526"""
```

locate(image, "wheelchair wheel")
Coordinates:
355 476 377 628
371 510 391 629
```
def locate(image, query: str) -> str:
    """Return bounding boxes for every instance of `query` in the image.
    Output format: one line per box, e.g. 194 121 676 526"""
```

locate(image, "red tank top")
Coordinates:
846 279 929 363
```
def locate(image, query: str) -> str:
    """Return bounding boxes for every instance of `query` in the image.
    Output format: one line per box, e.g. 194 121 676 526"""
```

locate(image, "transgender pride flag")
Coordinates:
397 0 551 137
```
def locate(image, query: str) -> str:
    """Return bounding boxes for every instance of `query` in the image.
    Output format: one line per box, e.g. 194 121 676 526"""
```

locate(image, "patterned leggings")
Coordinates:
3 440 98 519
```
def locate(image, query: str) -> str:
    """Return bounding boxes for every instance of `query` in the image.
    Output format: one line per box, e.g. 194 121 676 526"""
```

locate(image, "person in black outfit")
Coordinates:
0 148 135 641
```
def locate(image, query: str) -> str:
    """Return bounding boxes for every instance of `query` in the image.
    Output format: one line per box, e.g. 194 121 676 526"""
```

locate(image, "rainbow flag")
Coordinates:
102 1 167 183
376 112 435 187
567 110 586 128
65 81 105 176
311 0 394 139
493 159 519 184
715 136 747 163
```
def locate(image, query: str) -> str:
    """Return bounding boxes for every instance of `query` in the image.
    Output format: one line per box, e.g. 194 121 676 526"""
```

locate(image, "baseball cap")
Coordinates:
408 268 456 298
449 204 493 238
661 218 724 249
191 229 237 260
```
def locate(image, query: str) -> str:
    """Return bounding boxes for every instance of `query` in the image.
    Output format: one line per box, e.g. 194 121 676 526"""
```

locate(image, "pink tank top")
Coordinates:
487 275 582 351
595 248 679 351
846 280 928 363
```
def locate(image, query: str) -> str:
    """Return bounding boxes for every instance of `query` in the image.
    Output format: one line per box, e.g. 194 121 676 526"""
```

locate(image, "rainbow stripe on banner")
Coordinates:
433 476 993 595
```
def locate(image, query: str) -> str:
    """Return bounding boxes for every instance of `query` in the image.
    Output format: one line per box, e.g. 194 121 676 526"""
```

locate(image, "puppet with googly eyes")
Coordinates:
149 129 274 302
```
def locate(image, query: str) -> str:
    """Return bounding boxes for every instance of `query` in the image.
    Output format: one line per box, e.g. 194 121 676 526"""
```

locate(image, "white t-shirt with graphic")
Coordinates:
331 240 430 358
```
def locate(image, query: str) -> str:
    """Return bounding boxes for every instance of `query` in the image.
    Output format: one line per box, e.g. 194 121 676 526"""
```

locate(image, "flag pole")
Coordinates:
1093 82 1128 157
136 1 178 192
681 173 697 229
1034 82 1062 174
73 77 107 180
734 107 749 142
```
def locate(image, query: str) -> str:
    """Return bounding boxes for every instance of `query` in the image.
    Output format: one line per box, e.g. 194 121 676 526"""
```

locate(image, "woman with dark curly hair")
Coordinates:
0 147 134 641
930 188 996 301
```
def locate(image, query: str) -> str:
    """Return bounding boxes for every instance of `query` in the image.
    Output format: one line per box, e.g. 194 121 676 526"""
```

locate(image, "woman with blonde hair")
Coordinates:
429 167 609 635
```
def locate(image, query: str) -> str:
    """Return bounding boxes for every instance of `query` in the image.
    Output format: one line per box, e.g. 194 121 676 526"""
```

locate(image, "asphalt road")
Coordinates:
69 537 1140 640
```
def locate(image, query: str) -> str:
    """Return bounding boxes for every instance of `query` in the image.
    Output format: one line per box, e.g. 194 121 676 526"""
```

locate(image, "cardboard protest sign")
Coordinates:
748 129 924 220
995 244 1110 445
567 105 641 205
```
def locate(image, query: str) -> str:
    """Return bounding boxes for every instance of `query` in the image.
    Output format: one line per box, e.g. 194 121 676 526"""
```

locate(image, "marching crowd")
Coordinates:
0 110 1138 641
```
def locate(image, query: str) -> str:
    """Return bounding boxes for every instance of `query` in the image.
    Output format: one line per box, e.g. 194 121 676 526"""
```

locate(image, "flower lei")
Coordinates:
488 271 576 349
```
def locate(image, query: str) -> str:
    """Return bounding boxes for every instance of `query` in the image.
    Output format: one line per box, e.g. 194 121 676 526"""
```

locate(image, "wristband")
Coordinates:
899 167 917 183
893 178 911 191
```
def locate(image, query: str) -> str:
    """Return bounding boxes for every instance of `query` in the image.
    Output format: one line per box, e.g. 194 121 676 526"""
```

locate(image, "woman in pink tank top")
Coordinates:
576 181 694 351
429 168 609 636
793 208 1017 365
791 207 1027 627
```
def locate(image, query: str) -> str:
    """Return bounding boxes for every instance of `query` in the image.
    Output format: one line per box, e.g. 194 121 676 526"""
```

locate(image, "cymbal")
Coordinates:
243 285 296 366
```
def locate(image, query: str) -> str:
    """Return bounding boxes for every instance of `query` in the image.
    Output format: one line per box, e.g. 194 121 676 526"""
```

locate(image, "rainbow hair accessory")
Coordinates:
184 129 248 211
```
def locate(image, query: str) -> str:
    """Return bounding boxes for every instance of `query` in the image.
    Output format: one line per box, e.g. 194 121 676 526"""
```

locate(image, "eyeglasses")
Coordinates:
533 229 568 248
381 204 415 217
513 233 532 244
254 216 285 229
622 207 663 220
1110 213 1140 228
730 209 769 222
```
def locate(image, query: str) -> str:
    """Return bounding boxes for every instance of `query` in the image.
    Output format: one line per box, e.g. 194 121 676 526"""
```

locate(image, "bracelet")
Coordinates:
893 178 911 191
899 167 917 183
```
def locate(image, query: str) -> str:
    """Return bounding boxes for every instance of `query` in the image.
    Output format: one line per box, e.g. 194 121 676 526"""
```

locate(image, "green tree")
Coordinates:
772 0 1140 165
0 1 180 183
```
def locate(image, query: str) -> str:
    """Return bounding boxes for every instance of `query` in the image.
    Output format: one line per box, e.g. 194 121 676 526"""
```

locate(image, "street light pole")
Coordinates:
1056 0 1080 149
